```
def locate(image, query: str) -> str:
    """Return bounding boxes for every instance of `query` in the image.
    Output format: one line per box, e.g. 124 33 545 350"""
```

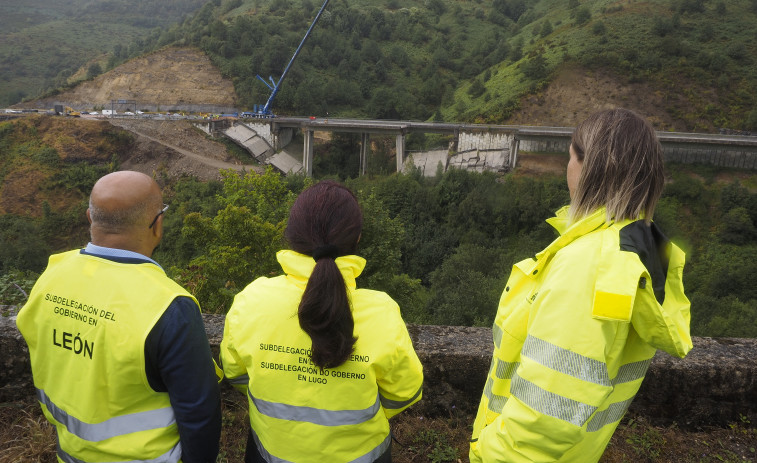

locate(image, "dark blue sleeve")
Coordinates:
145 297 221 463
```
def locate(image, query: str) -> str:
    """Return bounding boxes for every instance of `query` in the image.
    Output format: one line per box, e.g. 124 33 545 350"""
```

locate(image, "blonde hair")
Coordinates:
569 108 664 224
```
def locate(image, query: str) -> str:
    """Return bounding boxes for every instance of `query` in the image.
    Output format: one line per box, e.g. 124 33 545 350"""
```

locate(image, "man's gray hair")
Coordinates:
89 198 155 232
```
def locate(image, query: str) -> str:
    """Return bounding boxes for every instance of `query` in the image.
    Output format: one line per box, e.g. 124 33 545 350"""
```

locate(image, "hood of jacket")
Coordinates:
276 249 366 291
545 207 693 359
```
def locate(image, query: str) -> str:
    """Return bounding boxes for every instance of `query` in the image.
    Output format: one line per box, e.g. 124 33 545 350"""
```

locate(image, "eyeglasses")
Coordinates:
148 204 169 229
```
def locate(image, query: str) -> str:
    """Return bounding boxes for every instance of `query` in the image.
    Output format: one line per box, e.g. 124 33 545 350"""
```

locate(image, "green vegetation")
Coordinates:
142 0 757 129
5 0 757 132
0 0 207 106
1 115 757 337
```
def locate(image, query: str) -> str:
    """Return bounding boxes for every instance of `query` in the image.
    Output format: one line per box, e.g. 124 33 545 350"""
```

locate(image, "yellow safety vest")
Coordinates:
470 207 692 462
17 250 198 463
221 250 423 463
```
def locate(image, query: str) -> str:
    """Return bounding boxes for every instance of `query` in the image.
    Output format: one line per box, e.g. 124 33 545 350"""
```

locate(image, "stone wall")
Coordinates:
2 315 755 430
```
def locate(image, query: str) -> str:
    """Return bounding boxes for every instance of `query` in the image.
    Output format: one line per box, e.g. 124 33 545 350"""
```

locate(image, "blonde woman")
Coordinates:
470 108 692 462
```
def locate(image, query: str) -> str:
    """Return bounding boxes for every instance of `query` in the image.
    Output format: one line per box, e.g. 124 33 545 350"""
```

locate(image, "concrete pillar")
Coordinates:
360 133 370 176
510 137 520 169
396 134 405 173
303 129 314 177
272 128 279 151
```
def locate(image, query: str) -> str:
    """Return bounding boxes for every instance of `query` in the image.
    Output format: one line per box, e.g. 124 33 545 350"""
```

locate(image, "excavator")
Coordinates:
53 105 81 117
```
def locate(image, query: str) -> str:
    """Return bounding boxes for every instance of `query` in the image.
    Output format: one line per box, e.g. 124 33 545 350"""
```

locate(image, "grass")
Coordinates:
2 395 755 463
0 403 56 463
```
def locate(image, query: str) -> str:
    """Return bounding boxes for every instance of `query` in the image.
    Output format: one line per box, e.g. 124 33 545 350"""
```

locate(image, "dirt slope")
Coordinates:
24 47 237 110
108 118 262 181
0 116 261 218
506 64 687 132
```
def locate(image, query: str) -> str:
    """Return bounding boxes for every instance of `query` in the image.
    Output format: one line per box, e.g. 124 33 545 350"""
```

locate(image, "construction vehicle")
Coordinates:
53 105 81 117
242 0 330 118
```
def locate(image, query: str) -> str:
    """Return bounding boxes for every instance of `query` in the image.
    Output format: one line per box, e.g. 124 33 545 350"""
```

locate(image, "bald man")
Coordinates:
17 171 221 463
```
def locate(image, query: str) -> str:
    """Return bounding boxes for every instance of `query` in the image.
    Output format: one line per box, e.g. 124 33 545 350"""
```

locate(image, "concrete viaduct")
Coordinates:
197 117 757 176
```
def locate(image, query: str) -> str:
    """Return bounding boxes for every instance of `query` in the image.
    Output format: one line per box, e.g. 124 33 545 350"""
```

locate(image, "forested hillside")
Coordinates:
3 1 757 338
7 0 757 132
0 0 207 106
2 116 757 338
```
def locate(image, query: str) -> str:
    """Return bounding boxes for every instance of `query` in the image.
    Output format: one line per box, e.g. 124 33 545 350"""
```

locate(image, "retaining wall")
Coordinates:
1 315 754 429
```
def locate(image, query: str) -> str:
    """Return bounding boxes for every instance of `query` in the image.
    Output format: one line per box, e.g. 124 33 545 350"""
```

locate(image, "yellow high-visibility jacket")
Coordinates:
16 250 197 463
221 250 423 463
470 207 692 463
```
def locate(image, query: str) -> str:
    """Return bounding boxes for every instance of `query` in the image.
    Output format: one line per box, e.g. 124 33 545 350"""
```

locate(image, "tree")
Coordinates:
174 206 284 312
575 7 591 25
540 20 553 37
0 216 51 273
719 207 757 245
745 109 757 131
468 79 486 98
652 16 674 36
168 169 300 312
425 0 446 16
678 0 705 13
218 168 296 224
86 62 102 80
425 244 509 326
521 54 548 80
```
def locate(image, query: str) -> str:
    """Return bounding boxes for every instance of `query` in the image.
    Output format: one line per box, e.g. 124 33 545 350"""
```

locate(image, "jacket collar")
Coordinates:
542 207 692 358
276 250 366 290
520 207 626 277
538 207 611 261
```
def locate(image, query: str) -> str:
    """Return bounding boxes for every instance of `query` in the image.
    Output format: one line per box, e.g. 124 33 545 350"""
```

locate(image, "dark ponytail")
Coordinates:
285 181 362 369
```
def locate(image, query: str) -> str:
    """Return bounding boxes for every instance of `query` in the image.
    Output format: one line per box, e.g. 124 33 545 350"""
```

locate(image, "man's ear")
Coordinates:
86 208 92 224
152 214 164 239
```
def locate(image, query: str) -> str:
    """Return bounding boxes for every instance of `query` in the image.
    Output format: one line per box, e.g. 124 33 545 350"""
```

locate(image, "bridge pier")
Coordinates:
264 118 757 177
303 129 314 176
510 137 520 169
396 134 405 172
360 133 370 176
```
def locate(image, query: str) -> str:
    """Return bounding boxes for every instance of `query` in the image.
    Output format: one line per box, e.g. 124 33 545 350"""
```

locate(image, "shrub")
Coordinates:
32 146 60 167
521 54 549 80
592 21 606 35
575 7 591 25
745 109 757 131
719 207 757 245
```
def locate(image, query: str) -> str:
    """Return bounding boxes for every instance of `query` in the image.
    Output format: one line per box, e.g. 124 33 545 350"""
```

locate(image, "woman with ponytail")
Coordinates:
221 180 423 463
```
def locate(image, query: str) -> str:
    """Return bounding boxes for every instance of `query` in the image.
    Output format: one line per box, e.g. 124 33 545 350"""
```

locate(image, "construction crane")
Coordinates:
242 0 330 118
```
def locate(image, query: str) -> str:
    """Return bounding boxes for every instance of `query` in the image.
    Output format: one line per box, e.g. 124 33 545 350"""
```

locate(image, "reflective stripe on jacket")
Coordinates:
470 207 692 463
17 250 197 463
221 250 423 463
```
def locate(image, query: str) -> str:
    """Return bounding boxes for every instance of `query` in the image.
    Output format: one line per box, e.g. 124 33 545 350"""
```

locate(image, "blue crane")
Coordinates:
243 0 330 118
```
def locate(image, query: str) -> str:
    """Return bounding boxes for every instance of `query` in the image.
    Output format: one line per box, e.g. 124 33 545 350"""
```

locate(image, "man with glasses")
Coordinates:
17 170 221 463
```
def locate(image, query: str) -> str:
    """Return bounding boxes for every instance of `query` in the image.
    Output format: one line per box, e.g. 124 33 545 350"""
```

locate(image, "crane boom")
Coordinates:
253 0 331 117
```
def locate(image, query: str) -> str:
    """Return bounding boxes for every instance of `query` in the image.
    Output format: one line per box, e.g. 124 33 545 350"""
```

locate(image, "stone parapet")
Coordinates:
2 315 755 429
